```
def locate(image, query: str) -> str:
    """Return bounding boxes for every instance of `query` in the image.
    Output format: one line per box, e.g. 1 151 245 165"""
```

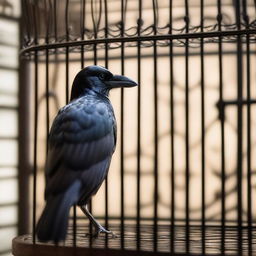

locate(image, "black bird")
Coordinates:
36 65 137 242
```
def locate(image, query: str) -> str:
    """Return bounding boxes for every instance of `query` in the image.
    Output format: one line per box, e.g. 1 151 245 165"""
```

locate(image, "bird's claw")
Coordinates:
93 226 117 238
85 227 117 239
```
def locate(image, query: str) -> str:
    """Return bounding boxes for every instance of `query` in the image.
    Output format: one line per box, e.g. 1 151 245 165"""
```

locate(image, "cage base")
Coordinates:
12 224 256 255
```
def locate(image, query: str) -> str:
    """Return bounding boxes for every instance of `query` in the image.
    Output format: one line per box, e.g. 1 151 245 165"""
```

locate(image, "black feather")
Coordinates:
37 180 81 242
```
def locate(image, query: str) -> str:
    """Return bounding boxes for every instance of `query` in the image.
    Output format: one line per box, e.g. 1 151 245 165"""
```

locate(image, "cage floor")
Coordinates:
12 224 256 256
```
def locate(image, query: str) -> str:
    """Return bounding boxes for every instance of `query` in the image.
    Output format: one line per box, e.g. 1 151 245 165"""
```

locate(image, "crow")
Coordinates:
36 65 137 243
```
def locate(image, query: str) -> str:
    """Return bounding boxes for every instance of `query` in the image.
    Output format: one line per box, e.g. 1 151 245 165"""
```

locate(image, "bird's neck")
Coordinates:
84 88 110 100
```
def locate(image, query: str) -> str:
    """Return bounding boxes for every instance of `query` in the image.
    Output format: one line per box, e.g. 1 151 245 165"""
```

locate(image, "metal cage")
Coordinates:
13 0 256 255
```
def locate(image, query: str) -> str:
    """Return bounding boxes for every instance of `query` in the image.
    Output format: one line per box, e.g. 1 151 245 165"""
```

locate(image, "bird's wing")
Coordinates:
78 156 112 205
44 99 115 198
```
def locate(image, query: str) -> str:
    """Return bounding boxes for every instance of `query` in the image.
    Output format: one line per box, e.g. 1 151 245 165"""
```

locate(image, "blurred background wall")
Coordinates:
0 0 20 255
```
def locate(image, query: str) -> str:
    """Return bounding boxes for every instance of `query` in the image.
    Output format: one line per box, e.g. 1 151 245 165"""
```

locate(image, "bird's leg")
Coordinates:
80 205 117 238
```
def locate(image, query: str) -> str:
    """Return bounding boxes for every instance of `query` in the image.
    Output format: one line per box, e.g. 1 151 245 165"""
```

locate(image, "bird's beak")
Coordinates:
106 75 137 89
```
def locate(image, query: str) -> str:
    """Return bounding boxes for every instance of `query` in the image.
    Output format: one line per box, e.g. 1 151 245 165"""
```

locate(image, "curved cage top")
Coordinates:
21 0 256 54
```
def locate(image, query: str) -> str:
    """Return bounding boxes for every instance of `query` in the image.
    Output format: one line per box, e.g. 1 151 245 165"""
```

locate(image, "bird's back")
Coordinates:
45 91 116 203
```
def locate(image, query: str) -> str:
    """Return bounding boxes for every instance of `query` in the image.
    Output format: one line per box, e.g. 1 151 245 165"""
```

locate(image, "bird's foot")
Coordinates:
85 226 117 239
93 226 117 238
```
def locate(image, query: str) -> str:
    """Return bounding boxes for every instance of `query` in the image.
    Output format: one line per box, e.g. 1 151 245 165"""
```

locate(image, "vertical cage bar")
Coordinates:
54 0 57 41
120 0 125 250
18 9 30 235
234 1 243 254
152 0 158 252
78 0 85 240
90 0 95 242
90 0 100 244
153 40 158 253
169 0 175 254
45 49 49 152
64 0 77 246
200 0 206 254
136 0 142 251
91 0 100 65
19 71 29 237
184 0 190 253
45 22 50 251
217 1 226 254
65 0 70 105
93 46 97 66
242 1 252 254
80 0 85 68
88 0 99 243
32 51 38 244
104 0 109 247
44 7 51 247
31 0 39 243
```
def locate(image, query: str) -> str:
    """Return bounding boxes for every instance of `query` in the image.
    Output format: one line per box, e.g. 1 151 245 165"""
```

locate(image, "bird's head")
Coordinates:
70 65 137 100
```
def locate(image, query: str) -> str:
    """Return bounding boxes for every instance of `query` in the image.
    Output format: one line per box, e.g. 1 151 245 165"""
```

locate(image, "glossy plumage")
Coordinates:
36 66 137 242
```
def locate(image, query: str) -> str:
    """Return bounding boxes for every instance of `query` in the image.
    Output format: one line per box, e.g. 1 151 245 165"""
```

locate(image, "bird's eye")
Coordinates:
99 73 105 80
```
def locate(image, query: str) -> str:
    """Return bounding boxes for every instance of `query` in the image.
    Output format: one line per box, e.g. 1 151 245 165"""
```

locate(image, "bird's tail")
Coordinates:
36 180 81 243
